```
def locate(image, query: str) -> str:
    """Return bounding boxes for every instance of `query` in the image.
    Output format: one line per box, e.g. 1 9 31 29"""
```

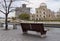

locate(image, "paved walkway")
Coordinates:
0 25 60 41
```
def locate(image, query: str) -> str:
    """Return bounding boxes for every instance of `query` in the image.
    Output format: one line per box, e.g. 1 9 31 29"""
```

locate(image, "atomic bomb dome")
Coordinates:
40 3 47 7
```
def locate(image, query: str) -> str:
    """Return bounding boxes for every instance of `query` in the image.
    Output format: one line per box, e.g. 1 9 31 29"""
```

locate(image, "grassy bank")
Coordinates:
30 20 60 22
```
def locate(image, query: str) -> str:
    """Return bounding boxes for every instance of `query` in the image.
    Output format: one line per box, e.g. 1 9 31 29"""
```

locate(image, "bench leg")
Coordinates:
40 34 46 37
23 29 27 34
40 32 46 37
41 31 47 35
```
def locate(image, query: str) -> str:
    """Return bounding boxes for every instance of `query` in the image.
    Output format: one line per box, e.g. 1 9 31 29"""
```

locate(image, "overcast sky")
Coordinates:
27 0 60 13
0 0 60 17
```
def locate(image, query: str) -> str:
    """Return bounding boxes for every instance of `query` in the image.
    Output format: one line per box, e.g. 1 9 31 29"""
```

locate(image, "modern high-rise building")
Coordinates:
15 4 31 17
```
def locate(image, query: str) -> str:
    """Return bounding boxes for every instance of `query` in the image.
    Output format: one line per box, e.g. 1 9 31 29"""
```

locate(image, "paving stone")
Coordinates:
0 25 60 41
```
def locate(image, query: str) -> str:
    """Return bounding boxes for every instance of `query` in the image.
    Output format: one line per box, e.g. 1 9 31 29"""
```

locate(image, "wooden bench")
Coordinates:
21 23 47 35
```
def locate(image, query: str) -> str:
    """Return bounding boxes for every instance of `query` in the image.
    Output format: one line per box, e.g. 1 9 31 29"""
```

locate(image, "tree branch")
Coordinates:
0 2 6 11
1 4 5 9
0 10 5 14
9 9 15 13
4 0 7 13
8 0 13 13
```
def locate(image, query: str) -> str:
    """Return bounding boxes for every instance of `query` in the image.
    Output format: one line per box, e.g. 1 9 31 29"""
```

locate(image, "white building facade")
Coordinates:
55 9 60 20
30 3 55 20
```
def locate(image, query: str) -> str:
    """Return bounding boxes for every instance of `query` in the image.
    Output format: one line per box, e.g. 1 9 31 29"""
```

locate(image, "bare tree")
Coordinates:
0 0 28 30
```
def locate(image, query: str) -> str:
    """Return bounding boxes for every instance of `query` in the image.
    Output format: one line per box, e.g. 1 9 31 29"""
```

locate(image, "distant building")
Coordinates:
56 9 60 20
15 3 60 20
15 4 31 17
30 3 55 20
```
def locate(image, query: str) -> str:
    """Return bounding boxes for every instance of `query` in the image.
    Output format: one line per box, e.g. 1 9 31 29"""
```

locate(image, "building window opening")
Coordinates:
36 11 38 13
32 15 33 17
43 9 45 10
40 11 41 13
43 16 45 18
37 15 38 17
49 15 50 17
40 15 41 17
39 18 41 20
43 12 45 14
